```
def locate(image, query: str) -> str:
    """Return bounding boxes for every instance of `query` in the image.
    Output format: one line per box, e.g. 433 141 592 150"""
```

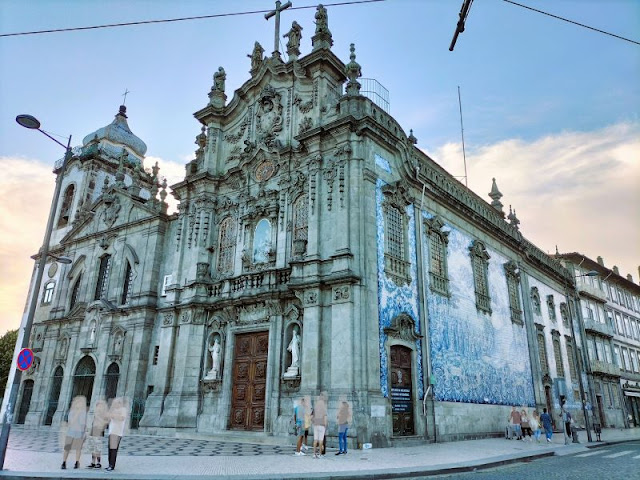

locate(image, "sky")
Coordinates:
0 0 638 335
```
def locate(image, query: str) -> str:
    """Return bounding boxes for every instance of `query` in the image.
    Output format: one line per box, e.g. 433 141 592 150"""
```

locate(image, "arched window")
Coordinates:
43 282 55 304
121 261 133 305
57 184 75 227
217 217 236 274
293 196 308 242
504 261 522 324
94 255 111 300
69 273 82 311
531 287 541 315
104 363 120 402
44 366 64 425
253 218 272 263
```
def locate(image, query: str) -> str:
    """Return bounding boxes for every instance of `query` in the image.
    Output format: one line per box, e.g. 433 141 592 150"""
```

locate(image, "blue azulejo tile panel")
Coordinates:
376 179 424 399
421 210 535 407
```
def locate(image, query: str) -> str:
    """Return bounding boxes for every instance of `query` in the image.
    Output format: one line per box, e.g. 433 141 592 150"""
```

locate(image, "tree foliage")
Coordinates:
0 329 19 390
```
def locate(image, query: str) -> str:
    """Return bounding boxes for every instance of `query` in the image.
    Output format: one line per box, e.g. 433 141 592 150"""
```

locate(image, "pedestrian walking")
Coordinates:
509 406 522 440
105 397 128 471
541 407 553 442
311 394 327 459
335 396 352 455
521 408 532 441
87 399 109 468
61 396 87 470
293 396 307 456
530 410 541 443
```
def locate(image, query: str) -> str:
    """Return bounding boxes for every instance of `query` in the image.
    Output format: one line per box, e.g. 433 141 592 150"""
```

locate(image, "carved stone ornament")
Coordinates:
180 311 191 324
333 285 350 302
102 195 121 227
424 215 449 244
31 325 47 352
503 260 520 281
381 181 412 211
256 85 283 148
384 314 423 343
201 377 222 393
162 313 175 327
281 376 301 392
304 290 319 306
255 160 277 182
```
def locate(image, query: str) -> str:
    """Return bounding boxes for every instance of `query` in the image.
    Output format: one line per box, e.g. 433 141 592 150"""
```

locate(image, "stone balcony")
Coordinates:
590 359 621 377
583 317 614 337
209 268 292 300
577 282 607 302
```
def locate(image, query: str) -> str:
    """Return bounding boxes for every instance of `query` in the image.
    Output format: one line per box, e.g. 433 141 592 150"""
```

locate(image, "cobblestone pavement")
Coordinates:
7 427 290 456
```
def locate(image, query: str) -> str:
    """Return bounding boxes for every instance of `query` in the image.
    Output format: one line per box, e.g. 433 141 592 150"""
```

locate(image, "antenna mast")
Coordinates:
458 86 468 187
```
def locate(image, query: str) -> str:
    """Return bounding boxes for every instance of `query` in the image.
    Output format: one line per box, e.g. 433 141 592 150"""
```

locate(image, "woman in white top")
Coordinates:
106 397 128 472
61 396 87 469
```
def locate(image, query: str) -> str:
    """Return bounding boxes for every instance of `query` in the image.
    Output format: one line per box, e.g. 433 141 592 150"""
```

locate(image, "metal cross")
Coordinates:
122 88 130 105
265 1 292 58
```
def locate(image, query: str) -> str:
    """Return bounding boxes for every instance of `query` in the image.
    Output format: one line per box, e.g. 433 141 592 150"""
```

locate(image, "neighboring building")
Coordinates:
555 253 640 428
14 6 588 445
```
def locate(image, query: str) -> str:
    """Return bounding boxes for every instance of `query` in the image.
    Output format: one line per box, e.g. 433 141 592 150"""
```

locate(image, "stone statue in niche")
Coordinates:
58 337 69 358
113 332 124 355
205 336 222 380
284 326 301 378
89 321 97 345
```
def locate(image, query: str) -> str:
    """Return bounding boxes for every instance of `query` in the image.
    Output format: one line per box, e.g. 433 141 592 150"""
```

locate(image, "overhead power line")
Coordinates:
0 0 384 38
503 0 640 46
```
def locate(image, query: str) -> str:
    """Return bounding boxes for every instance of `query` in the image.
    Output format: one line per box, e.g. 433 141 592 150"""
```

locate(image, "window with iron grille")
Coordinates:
469 241 491 314
504 261 522 324
566 338 577 380
425 216 449 297
94 255 111 300
153 346 159 366
552 334 565 377
121 262 133 305
293 195 308 241
537 332 549 374
217 217 236 274
383 204 410 286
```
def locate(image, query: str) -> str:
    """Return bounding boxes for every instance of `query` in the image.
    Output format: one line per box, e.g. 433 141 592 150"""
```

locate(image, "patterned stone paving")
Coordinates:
7 428 291 456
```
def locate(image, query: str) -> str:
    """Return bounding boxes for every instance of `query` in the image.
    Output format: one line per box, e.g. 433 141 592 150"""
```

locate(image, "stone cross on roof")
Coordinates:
265 1 292 61
121 88 130 106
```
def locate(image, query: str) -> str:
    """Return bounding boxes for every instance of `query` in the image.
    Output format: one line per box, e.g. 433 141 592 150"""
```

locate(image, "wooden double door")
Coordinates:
230 331 269 431
390 345 414 436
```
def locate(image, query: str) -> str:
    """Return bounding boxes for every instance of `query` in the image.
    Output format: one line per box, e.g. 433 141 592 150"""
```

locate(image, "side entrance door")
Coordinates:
390 345 414 436
230 331 269 431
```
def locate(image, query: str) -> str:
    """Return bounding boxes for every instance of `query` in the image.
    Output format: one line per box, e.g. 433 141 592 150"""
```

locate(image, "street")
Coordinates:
435 441 640 480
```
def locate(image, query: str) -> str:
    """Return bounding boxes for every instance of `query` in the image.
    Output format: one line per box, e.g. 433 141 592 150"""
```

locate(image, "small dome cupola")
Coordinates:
82 105 147 161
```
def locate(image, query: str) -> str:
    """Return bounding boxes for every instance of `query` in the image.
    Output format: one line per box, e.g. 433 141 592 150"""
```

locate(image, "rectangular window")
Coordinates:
425 217 450 297
161 274 173 297
595 338 605 362
632 349 639 373
553 336 565 377
43 282 55 304
153 346 159 365
537 333 549 374
613 345 622 368
566 340 577 381
621 347 630 371
383 203 410 286
586 337 596 361
615 313 624 335
624 316 632 337
605 310 614 330
121 262 133 305
604 343 613 364
94 255 112 300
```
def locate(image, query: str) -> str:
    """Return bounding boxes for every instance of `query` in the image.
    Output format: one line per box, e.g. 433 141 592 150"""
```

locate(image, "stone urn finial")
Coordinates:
345 43 362 96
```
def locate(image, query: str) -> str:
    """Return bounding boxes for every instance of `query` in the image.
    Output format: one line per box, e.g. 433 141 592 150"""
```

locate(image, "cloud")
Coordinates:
0 157 54 334
427 122 640 280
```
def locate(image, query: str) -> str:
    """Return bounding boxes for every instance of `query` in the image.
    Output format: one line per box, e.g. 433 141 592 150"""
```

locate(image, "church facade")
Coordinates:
14 5 592 445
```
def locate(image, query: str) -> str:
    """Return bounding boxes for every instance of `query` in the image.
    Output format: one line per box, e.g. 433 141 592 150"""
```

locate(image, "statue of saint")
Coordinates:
315 4 329 35
89 321 96 344
248 42 265 73
207 337 222 380
213 67 226 93
283 21 303 56
287 327 300 368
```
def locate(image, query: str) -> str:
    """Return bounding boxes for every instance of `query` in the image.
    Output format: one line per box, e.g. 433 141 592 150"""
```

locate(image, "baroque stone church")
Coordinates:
16 5 586 445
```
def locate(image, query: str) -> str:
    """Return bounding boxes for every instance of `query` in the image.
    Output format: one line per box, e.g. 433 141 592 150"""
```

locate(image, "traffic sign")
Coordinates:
17 348 34 372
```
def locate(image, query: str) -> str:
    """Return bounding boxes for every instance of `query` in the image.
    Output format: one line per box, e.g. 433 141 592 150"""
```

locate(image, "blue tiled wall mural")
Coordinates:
422 211 535 407
376 179 424 399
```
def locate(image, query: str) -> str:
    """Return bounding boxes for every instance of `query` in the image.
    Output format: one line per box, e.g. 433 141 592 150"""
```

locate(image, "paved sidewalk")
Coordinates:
0 427 638 479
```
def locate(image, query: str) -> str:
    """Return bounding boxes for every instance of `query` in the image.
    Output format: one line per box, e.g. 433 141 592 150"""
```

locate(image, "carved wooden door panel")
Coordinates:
390 345 414 436
230 331 269 431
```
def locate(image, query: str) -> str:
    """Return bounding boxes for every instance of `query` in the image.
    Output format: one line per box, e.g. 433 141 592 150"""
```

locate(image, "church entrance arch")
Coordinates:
71 356 95 406
17 380 34 424
44 366 64 425
229 331 269 431
390 345 414 436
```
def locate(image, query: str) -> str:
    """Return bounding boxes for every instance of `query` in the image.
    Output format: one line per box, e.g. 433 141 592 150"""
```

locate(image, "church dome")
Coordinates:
82 105 147 157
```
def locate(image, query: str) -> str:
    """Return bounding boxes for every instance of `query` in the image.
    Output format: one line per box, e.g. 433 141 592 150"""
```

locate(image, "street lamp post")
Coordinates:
0 115 73 470
567 270 599 444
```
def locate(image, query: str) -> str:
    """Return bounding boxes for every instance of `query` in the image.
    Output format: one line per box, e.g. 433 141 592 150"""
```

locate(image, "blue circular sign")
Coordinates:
17 348 34 371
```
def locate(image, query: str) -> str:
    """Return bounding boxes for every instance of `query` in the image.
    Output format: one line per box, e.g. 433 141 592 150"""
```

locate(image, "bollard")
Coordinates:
571 424 579 443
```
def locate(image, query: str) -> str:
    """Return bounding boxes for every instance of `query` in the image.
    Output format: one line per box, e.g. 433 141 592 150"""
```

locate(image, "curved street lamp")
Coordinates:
0 116 73 470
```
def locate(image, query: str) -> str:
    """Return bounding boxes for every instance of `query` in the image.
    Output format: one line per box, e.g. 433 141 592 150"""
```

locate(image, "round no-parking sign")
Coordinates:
17 348 34 371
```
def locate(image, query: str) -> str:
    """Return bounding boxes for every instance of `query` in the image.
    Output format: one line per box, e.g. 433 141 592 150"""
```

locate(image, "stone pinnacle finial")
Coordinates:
408 129 418 145
488 178 504 214
345 43 362 96
507 205 520 230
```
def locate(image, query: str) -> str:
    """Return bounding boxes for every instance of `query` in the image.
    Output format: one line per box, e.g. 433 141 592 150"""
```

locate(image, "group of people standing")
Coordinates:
508 406 554 443
61 396 128 472
293 394 352 458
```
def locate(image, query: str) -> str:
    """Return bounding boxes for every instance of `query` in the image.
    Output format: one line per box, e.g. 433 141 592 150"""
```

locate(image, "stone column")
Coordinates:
299 289 321 390
330 285 353 389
